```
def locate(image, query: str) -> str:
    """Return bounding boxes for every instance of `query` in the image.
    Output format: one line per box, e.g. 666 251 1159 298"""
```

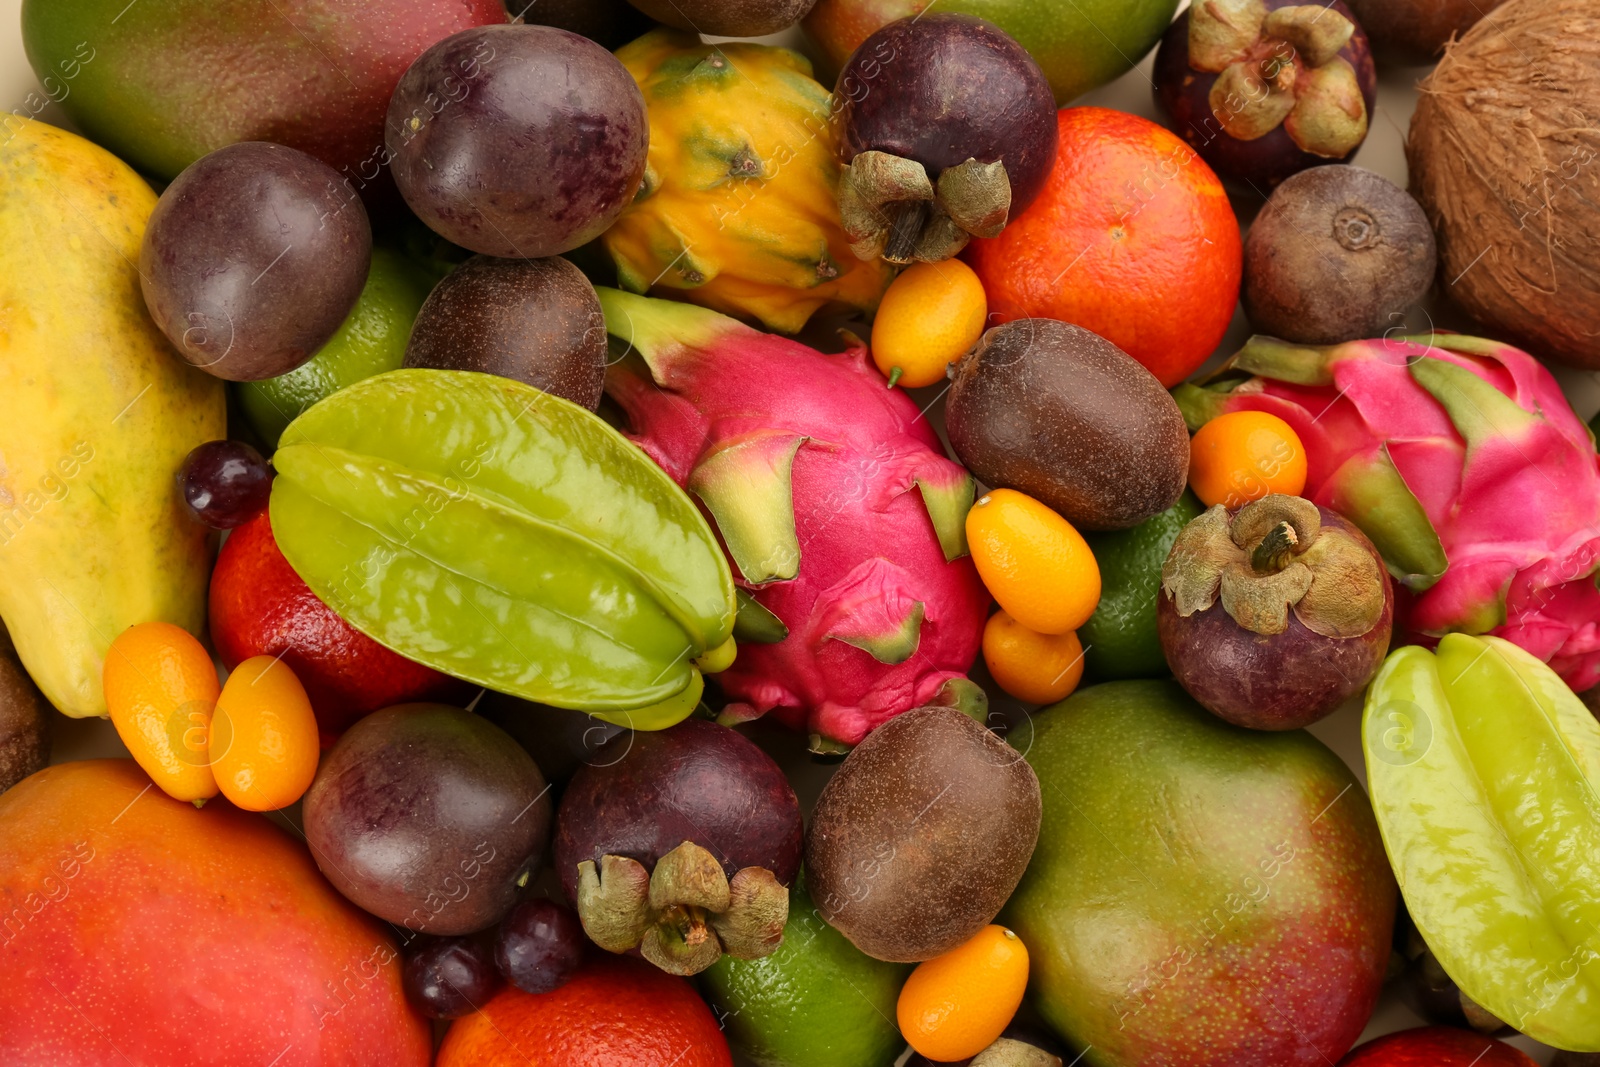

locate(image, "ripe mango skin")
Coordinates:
0 119 224 717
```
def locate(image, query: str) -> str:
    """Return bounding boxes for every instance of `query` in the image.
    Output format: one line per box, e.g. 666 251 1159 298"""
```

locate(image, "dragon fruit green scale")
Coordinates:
597 288 990 752
1175 332 1600 691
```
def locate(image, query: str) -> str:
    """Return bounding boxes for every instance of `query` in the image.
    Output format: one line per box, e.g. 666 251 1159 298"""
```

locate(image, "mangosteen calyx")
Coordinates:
575 840 789 976
1189 0 1367 158
1161 494 1385 638
839 151 1011 265
971 1038 1065 1067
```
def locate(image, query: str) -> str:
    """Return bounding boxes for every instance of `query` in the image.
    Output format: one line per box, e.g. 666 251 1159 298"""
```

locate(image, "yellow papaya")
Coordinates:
0 119 225 717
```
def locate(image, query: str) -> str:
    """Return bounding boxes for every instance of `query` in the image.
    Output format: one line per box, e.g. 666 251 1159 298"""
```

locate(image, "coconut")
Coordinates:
1407 0 1600 367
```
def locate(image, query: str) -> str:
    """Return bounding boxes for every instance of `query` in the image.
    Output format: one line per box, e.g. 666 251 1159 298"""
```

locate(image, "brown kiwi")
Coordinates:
623 0 816 38
1243 165 1436 345
0 627 50 793
404 255 607 410
804 706 1041 963
947 319 1190 531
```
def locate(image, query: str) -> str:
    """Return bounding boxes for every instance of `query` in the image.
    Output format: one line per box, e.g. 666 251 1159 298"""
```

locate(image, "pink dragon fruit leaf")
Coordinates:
1319 444 1448 591
812 557 928 666
733 588 788 643
686 429 807 584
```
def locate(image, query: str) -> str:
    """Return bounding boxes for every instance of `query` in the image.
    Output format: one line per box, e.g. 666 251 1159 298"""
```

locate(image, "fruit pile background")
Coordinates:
2 2 1596 1065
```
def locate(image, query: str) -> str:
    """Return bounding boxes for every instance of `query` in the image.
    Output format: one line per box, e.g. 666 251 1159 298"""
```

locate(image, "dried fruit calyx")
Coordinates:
576 840 789 976
1190 0 1367 158
839 152 1011 265
1161 494 1385 637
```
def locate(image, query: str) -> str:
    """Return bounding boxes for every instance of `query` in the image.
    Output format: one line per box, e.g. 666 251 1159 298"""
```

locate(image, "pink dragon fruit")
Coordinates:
596 288 990 752
1175 332 1600 690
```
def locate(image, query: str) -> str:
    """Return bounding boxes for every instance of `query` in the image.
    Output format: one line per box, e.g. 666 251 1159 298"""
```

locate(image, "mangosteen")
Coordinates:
1153 0 1378 190
1158 494 1393 730
553 718 802 975
1347 0 1508 65
1243 165 1437 344
833 13 1057 264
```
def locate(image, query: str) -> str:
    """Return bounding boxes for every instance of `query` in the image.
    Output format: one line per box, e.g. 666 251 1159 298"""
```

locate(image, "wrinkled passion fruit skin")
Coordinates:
1152 0 1377 191
553 719 803 902
1157 507 1393 730
386 25 648 259
834 13 1058 214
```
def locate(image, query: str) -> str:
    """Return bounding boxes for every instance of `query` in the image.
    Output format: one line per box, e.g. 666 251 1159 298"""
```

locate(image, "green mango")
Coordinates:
238 246 433 450
1364 635 1600 1052
20 0 505 185
1005 681 1396 1067
701 878 910 1067
268 368 736 729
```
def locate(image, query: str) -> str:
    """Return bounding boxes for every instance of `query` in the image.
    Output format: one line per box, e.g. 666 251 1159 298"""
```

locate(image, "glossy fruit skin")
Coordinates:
982 611 1084 706
1158 504 1394 731
404 937 501 1019
870 259 988 387
804 0 1181 106
495 898 586 995
554 719 803 901
141 142 372 381
701 876 911 1067
0 120 224 719
1337 1027 1537 1066
19 0 505 194
1152 1 1378 191
208 509 468 741
1005 681 1396 1067
210 656 320 812
603 31 892 334
834 13 1059 213
304 704 552 936
1363 636 1600 1051
807 706 1042 962
0 760 430 1066
966 489 1101 635
966 107 1241 388
437 953 732 1067
267 369 735 725
179 440 272 528
102 622 220 803
898 925 1029 1062
1188 410 1308 508
386 25 648 259
1080 492 1206 680
1347 0 1507 65
947 318 1191 531
404 255 606 410
239 245 433 449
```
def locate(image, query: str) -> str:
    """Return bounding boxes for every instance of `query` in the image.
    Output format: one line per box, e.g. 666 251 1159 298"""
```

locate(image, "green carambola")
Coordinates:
1364 635 1600 1051
268 369 736 729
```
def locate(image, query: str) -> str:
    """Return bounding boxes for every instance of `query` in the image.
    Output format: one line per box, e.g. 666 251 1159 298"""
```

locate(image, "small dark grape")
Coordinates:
495 897 585 995
402 936 499 1019
179 441 272 529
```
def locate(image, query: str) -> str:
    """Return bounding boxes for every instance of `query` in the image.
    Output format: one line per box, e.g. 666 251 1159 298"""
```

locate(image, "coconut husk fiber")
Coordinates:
1407 0 1600 367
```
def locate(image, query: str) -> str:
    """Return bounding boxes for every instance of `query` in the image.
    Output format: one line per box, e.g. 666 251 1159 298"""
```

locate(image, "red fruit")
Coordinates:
437 953 733 1067
209 509 468 740
965 106 1242 388
0 760 430 1067
1338 1027 1538 1066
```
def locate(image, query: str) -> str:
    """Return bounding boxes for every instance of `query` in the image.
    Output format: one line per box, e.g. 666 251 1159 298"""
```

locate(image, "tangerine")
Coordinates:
438 953 732 1067
966 106 1241 387
966 489 1101 635
1189 411 1308 508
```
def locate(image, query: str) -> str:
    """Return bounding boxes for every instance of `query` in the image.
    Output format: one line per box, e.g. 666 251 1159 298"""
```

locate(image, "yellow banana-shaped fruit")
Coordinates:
0 119 224 716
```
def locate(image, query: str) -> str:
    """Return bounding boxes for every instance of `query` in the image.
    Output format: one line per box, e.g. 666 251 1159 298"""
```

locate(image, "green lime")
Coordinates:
1080 491 1205 681
700 878 909 1067
236 245 432 449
